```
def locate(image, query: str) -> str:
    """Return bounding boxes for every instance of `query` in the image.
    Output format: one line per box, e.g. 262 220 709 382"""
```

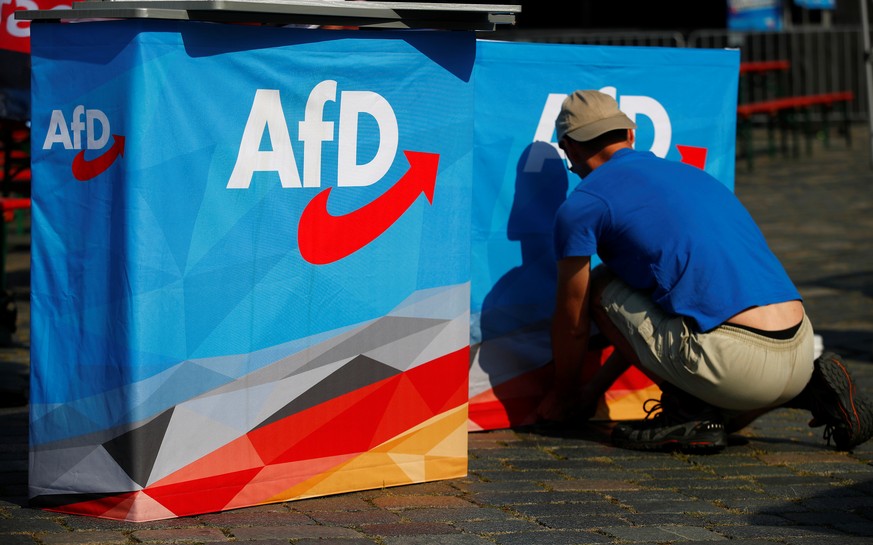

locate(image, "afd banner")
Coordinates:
794 0 835 8
470 40 740 431
0 0 70 119
30 20 473 521
728 0 784 30
1 0 70 53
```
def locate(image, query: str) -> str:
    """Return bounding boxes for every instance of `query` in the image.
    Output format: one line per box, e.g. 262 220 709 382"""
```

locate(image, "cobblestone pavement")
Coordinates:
1 126 872 544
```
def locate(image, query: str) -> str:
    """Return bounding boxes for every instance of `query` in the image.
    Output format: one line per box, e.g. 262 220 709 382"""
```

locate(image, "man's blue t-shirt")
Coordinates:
553 148 800 332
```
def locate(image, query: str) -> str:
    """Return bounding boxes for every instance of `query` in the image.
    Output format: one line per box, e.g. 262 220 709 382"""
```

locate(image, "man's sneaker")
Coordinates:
611 387 727 452
804 352 873 450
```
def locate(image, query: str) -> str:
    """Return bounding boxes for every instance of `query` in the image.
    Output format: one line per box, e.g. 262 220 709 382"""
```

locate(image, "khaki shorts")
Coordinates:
601 277 814 411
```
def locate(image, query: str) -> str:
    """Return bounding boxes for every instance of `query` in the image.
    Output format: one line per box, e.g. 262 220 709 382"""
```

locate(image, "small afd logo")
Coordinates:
42 105 125 181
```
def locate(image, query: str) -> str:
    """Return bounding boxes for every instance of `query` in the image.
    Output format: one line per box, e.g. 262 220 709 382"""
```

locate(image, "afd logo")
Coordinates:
42 106 125 181
227 80 439 265
525 86 707 173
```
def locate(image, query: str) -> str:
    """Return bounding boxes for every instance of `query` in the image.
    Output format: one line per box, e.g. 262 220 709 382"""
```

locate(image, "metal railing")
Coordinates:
484 26 870 122
484 28 686 48
689 26 866 121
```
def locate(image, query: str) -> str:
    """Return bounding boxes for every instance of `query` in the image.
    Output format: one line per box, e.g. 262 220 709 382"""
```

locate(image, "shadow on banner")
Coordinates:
469 142 564 429
468 141 660 431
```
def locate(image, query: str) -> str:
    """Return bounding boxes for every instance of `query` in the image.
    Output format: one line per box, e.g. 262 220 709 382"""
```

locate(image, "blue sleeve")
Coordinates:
553 192 607 260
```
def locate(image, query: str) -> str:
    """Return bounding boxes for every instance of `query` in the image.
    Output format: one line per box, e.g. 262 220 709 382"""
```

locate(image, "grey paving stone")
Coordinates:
559 467 643 481
680 487 769 501
63 515 191 531
785 537 873 545
39 530 130 544
718 524 850 539
232 524 364 540
473 491 604 506
535 513 629 531
764 484 848 500
400 507 510 523
601 524 728 542
487 448 561 461
508 501 628 519
316 511 402 529
506 459 587 471
834 472 873 484
618 499 727 514
473 469 562 482
360 522 459 537
741 500 812 515
198 509 314 526
468 458 508 471
632 477 749 489
607 489 702 502
0 516 67 533
608 456 696 470
686 455 766 467
621 513 706 526
489 530 612 545
381 535 494 545
709 465 799 477
0 535 38 545
695 513 793 527
830 521 873 536
0 498 27 509
292 537 374 545
451 518 545 534
801 496 873 510
546 451 621 466
780 510 872 526
710 542 793 545
457 481 547 494
798 463 873 475
753 475 841 486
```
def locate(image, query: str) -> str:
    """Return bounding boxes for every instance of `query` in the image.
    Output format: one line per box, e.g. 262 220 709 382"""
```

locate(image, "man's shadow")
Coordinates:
471 141 568 427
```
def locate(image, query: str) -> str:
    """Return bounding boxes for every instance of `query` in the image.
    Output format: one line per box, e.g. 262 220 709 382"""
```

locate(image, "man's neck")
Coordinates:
588 142 632 172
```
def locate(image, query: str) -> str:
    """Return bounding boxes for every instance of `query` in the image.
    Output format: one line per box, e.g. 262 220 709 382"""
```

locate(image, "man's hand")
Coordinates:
537 385 597 424
537 388 570 423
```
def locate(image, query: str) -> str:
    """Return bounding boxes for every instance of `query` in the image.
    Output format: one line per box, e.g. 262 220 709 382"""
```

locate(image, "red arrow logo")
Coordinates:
298 150 439 265
676 144 707 170
71 135 125 181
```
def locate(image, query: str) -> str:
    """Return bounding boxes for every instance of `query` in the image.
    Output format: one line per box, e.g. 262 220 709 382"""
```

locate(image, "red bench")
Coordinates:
740 60 791 75
736 91 854 117
0 197 30 293
736 91 854 170
0 119 31 198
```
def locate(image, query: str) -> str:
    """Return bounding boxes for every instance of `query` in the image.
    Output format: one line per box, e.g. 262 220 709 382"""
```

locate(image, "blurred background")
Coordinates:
488 0 859 32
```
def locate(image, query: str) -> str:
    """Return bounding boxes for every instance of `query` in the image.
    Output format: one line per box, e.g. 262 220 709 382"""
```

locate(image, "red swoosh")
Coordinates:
71 135 125 181
298 150 439 265
676 144 707 170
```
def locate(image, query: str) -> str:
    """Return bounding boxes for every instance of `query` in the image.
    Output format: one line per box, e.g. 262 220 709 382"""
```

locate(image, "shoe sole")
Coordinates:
612 429 728 453
816 352 873 450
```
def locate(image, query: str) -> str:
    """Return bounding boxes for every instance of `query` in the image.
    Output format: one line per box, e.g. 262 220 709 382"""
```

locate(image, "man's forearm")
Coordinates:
551 310 590 402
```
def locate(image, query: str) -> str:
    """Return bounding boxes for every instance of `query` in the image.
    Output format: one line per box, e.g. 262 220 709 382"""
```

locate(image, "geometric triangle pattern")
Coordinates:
468 341 659 432
30 285 470 521
29 21 479 524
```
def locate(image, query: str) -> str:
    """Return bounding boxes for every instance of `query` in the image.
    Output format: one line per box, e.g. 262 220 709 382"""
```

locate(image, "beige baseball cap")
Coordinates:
555 90 636 142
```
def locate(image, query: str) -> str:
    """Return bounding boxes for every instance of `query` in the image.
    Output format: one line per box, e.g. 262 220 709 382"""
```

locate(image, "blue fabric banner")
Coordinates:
794 0 835 9
29 20 473 519
728 0 784 30
469 40 740 429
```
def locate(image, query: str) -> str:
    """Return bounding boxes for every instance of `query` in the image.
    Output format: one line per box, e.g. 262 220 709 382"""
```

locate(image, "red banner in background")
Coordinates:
0 0 71 53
